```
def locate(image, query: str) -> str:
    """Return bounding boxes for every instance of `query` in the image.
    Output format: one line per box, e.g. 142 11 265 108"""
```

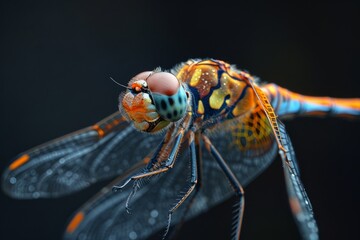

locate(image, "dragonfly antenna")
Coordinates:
110 77 130 89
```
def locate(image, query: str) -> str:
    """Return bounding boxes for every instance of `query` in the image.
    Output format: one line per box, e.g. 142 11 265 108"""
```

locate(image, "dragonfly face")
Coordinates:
120 71 189 132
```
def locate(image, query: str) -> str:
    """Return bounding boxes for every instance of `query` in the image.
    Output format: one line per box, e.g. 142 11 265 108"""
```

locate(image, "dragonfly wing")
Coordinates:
182 142 235 222
278 121 318 240
251 83 319 239
59 107 279 239
206 104 278 187
63 139 195 240
2 112 164 199
175 105 277 226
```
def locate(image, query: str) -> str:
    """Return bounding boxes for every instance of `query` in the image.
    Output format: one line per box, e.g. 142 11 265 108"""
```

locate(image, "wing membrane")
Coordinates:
64 140 194 240
169 101 279 227
2 112 164 199
63 131 236 240
251 85 318 239
207 104 278 187
278 121 318 239
37 96 286 240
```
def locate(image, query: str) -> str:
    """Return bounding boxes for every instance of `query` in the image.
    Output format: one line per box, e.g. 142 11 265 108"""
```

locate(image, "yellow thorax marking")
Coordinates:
197 100 205 114
209 72 246 110
190 68 202 86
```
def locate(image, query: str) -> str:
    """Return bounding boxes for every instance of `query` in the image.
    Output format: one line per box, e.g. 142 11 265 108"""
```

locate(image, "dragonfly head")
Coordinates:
120 70 189 132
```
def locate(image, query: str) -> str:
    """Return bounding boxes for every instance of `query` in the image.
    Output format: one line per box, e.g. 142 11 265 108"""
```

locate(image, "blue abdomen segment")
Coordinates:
263 83 360 119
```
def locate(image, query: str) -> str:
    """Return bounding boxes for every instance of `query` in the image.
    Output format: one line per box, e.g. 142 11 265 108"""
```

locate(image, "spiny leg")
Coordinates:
202 134 244 240
113 115 191 211
162 130 198 239
112 124 175 192
124 180 140 213
112 119 186 192
113 130 184 211
168 131 203 239
131 126 184 178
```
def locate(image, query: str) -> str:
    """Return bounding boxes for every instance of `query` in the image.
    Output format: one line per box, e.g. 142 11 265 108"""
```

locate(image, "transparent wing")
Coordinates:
181 138 235 222
2 112 164 199
278 121 318 240
174 103 278 227
60 104 279 240
63 138 198 240
206 104 278 187
251 85 318 239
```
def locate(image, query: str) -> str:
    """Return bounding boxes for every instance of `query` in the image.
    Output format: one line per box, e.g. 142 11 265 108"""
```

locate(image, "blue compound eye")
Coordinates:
147 72 188 122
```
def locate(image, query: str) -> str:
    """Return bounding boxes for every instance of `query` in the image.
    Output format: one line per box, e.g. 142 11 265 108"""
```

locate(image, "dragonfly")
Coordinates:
2 59 360 240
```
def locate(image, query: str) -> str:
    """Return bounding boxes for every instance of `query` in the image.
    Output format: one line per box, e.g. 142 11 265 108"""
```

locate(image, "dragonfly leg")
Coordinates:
163 130 199 239
124 180 140 213
202 134 244 240
130 128 184 179
112 130 185 211
167 131 203 239
111 124 180 192
116 115 192 192
113 115 191 212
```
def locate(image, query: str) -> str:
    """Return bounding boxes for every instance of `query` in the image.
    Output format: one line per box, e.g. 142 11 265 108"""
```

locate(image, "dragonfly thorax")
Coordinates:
120 71 189 133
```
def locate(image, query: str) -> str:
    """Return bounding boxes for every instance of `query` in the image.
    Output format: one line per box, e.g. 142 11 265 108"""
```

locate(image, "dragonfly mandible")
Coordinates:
2 59 360 240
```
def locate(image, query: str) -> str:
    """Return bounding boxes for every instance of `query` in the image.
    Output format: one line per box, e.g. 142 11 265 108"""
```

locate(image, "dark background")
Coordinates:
0 1 359 239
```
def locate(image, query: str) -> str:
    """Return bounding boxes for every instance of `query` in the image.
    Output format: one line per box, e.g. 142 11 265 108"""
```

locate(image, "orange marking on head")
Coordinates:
92 124 105 138
9 154 30 170
66 212 84 233
131 82 143 92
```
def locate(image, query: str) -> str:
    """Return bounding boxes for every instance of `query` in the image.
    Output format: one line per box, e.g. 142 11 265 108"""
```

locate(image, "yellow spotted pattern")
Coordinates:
189 68 202 86
186 64 218 98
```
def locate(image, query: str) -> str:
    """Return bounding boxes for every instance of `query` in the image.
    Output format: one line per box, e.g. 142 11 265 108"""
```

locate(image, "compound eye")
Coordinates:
147 72 188 122
146 72 179 96
133 71 153 80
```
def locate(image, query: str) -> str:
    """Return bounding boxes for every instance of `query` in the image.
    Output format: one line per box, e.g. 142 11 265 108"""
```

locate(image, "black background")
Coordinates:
0 1 359 240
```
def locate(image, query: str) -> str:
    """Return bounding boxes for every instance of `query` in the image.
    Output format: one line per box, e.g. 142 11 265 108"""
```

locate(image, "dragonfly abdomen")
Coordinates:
263 83 360 119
